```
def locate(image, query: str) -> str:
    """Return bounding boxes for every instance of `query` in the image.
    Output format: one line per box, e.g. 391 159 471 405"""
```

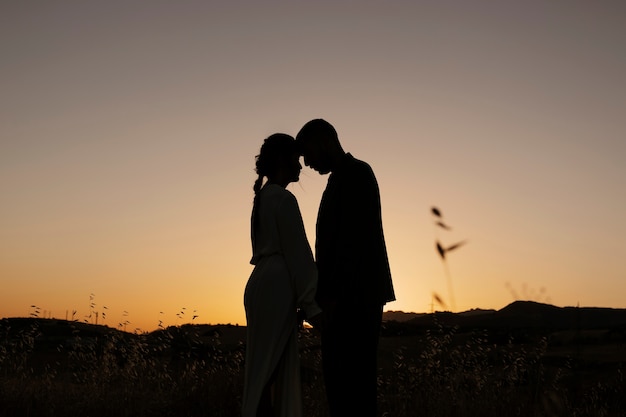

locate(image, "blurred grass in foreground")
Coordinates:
1 316 624 417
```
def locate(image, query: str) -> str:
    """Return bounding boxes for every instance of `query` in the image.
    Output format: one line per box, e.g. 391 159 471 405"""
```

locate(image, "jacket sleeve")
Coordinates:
276 192 322 319
334 161 394 304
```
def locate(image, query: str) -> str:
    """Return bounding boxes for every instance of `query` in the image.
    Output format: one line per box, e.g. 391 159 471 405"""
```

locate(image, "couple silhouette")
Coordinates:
242 119 395 417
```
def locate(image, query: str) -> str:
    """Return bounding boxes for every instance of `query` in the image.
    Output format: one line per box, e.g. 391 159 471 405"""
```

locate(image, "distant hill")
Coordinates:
0 317 247 350
399 300 626 331
382 308 495 323
383 310 426 322
499 300 626 329
4 301 626 345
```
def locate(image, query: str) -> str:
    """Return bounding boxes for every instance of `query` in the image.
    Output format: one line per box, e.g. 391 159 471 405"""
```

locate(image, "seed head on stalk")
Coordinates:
432 206 467 312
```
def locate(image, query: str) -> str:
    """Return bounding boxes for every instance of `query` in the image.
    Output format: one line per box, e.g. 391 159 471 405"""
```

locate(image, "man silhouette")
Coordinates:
296 119 395 417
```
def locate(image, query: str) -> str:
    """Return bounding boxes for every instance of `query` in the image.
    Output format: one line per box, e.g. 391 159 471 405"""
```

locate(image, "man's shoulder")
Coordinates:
345 153 375 178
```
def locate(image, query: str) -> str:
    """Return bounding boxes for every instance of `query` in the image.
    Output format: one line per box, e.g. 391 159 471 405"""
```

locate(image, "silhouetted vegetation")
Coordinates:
431 206 467 312
1 301 626 417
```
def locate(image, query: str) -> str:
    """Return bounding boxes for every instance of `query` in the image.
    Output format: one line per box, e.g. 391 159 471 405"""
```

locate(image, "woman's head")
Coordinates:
253 133 302 193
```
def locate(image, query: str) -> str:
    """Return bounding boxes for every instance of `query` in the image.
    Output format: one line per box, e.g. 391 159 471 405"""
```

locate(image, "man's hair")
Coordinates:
296 118 338 143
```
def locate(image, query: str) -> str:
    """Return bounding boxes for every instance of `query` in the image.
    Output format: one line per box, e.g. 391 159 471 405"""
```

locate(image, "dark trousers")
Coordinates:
321 302 383 417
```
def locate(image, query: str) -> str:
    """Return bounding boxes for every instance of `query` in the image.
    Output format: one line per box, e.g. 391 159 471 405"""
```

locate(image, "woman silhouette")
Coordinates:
242 133 322 417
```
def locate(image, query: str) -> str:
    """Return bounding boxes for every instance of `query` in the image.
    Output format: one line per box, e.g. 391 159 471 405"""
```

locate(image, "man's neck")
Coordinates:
328 151 348 173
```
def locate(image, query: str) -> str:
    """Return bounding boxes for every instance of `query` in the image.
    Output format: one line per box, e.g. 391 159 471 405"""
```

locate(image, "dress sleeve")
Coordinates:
276 192 322 319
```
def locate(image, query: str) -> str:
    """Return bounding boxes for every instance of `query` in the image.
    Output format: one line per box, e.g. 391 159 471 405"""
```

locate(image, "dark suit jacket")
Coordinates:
315 153 395 307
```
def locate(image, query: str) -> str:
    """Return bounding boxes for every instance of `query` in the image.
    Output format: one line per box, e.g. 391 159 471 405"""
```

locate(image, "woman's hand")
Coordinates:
305 311 324 332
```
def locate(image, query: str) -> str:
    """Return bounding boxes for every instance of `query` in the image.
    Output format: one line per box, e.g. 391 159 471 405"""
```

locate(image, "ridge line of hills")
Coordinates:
380 300 626 342
3 301 626 340
385 300 626 329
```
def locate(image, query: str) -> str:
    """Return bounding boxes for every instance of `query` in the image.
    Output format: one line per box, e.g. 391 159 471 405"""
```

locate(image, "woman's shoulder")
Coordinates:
261 184 297 203
260 185 300 219
261 183 290 195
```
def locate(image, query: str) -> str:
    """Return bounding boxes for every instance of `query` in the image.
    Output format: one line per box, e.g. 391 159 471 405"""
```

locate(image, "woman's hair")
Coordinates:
251 133 298 238
253 133 298 194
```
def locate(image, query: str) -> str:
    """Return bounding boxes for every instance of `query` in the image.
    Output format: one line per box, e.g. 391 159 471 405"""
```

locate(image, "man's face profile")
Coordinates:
300 138 331 175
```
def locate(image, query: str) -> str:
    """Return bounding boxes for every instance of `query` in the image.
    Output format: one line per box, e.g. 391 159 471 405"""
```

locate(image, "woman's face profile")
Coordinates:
287 152 302 183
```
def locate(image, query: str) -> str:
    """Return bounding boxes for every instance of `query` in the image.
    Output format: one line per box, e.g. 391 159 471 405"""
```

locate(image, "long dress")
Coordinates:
242 183 321 417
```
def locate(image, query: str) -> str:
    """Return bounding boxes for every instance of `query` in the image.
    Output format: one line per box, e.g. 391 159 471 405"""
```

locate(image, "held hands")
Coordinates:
297 309 324 332
305 312 323 332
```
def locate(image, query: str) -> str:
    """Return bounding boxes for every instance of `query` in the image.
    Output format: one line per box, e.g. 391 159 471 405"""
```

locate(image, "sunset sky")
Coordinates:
2 1 625 332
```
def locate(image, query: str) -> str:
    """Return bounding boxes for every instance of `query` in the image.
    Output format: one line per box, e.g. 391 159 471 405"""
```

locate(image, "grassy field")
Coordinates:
1 316 624 417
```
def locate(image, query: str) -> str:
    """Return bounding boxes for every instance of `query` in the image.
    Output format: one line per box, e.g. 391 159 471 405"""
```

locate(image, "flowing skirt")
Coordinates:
242 254 302 417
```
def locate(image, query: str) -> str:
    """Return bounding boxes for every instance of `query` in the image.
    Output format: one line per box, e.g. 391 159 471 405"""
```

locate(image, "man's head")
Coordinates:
296 119 344 175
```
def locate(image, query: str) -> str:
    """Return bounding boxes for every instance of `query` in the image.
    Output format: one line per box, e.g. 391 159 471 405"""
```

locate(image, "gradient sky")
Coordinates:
2 1 625 332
